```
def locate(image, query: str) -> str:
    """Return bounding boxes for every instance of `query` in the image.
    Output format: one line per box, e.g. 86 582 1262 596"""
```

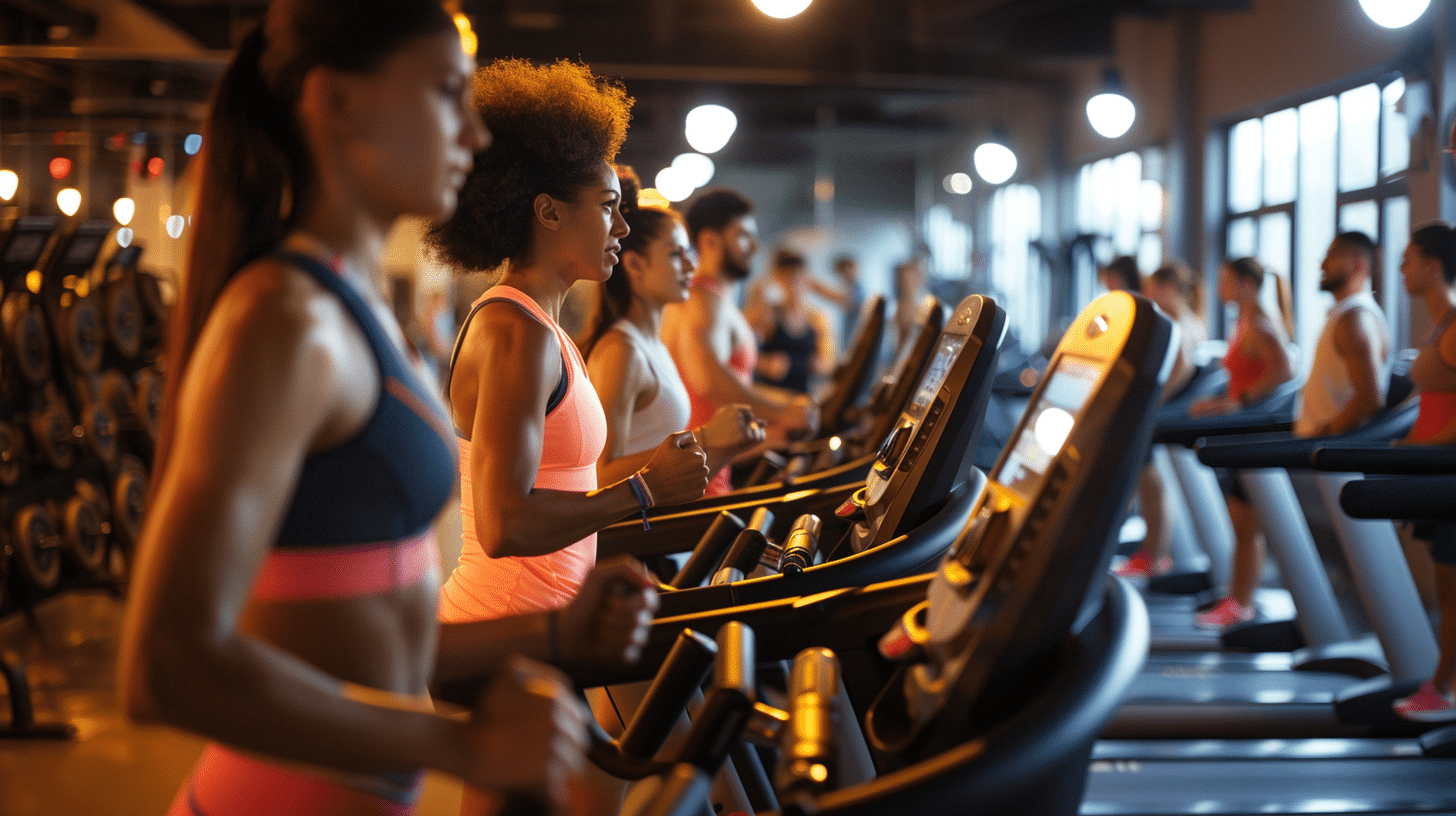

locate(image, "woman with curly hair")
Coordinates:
582 166 764 489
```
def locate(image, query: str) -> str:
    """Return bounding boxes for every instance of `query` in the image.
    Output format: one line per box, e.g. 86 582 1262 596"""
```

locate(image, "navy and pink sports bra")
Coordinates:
270 251 456 549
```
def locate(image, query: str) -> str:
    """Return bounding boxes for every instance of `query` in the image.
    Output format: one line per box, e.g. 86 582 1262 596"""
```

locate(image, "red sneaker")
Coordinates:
1115 551 1155 578
1194 596 1256 630
1114 551 1174 579
1393 681 1456 722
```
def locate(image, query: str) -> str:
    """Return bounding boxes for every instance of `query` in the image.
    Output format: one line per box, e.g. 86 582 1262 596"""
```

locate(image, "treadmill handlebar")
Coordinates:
1312 443 1456 474
670 511 746 589
1340 475 1456 520
778 514 823 575
1195 432 1315 468
617 628 718 760
711 529 769 586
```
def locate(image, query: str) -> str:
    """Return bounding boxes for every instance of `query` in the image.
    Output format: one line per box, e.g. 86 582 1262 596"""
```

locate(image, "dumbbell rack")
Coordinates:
0 214 167 739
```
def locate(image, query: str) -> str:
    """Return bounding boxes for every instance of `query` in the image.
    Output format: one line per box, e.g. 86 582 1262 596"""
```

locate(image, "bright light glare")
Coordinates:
671 152 715 188
943 172 973 195
1087 92 1136 138
654 167 695 202
1359 0 1430 28
752 0 812 18
183 134 203 155
973 142 1017 184
638 187 671 209
116 227 133 248
685 104 737 154
113 197 135 225
1033 406 1075 456
57 187 81 216
0 170 17 201
166 214 185 239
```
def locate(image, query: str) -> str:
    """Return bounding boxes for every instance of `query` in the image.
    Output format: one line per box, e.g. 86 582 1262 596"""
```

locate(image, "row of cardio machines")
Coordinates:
450 288 1187 815
1083 344 1456 812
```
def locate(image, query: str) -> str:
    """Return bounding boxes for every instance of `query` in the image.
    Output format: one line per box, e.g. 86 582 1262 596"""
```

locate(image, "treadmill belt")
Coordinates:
1082 756 1456 814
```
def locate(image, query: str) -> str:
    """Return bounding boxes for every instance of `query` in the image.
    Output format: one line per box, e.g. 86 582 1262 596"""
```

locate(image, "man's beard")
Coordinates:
1319 273 1344 293
721 252 752 281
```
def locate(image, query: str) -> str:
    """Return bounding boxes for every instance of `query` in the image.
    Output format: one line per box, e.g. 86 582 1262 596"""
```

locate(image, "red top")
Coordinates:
1223 319 1269 403
684 275 757 496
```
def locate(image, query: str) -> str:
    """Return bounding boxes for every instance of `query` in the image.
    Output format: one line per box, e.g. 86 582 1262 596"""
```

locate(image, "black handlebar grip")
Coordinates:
675 622 757 771
671 511 747 589
618 628 719 759
778 514 823 575
747 506 775 534
711 529 769 586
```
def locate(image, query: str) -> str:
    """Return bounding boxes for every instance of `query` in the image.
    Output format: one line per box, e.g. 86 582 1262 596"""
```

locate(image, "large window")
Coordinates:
1223 75 1409 353
987 183 1046 353
1076 149 1167 290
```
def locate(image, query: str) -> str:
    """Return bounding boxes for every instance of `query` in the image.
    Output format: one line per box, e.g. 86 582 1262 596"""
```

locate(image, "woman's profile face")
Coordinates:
1401 242 1434 296
633 221 696 308
340 28 488 222
556 162 630 284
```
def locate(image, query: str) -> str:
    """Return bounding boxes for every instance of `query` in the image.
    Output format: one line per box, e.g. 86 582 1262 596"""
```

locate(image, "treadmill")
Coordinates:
578 291 1175 816
647 294 1004 617
1086 442 1456 815
1105 393 1440 740
599 294 1002 563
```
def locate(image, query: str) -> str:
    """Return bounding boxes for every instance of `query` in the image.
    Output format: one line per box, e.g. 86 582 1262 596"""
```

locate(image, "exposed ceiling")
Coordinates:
0 0 1253 174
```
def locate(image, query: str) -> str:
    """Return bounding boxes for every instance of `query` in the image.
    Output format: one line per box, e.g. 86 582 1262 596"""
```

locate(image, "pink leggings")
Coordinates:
170 744 422 816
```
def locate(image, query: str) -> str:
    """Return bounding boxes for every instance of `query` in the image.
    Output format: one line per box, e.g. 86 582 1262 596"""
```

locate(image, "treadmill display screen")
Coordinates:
905 334 966 422
65 232 105 267
994 356 1100 497
5 231 48 266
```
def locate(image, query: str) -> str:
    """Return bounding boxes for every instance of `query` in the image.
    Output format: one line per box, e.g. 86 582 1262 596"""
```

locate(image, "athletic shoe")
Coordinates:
1114 551 1173 579
1393 681 1456 722
1194 596 1256 630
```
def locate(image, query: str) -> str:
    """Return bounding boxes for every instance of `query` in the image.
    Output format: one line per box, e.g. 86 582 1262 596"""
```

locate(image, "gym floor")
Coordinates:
0 503 469 816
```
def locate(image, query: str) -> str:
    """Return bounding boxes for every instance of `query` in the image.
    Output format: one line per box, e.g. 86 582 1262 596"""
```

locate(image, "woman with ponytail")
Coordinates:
120 4 654 813
1191 256 1298 629
583 166 764 488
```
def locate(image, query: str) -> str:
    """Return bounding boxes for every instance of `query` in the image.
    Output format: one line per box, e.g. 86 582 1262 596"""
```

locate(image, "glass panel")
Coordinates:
1089 158 1115 236
1339 199 1379 238
1228 118 1263 213
1382 195 1410 349
1339 84 1380 191
1227 217 1257 259
1113 151 1142 254
1077 164 1096 233
1382 77 1409 178
1139 179 1165 232
1258 211 1293 342
1263 108 1298 205
1137 234 1162 278
991 184 1044 356
1298 95 1338 355
1258 211 1291 280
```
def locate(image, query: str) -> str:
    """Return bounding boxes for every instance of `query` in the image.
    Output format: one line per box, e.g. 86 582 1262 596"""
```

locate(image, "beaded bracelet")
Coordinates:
626 472 654 530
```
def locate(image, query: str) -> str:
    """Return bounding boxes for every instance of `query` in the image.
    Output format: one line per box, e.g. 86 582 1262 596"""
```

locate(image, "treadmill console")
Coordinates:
865 292 1174 759
848 294 1006 553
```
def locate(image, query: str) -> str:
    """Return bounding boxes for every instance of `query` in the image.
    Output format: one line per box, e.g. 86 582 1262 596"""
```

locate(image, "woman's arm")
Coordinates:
119 266 578 795
463 304 707 558
587 330 659 486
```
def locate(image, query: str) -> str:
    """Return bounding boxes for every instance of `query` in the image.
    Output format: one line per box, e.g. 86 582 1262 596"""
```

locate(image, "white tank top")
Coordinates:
1294 290 1391 437
611 319 693 455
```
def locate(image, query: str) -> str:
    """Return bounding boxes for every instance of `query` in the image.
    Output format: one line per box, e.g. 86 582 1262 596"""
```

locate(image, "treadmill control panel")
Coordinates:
864 292 1174 758
852 296 1004 551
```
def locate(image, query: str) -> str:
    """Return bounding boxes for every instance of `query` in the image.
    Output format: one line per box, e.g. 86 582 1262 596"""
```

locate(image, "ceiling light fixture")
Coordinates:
973 131 1017 185
752 0 812 19
655 167 695 202
685 104 737 154
1358 0 1430 28
1086 69 1136 139
671 152 715 189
